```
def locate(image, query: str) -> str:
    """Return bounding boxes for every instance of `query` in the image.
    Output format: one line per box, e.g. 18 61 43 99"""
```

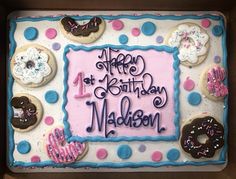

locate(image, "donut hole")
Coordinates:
197 134 209 144
26 60 35 69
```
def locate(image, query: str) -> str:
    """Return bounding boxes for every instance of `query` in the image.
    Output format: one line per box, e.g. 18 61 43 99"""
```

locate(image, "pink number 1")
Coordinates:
73 72 91 99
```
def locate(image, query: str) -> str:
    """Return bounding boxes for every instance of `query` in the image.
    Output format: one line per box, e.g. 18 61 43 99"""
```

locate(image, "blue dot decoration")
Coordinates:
167 148 180 161
188 92 202 106
141 22 156 36
212 25 223 37
119 34 128 44
45 90 59 104
17 140 31 154
24 27 38 40
117 145 132 159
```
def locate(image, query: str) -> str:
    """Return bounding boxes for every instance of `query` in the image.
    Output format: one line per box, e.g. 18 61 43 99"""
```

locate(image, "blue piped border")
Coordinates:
8 19 17 167
12 160 225 168
8 13 227 168
63 44 180 143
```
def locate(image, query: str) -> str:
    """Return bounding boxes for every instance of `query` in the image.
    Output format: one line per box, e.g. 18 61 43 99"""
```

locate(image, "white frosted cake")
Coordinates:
7 11 228 172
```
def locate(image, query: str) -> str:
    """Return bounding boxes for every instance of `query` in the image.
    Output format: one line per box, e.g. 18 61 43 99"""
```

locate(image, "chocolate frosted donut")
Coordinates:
60 16 106 44
181 116 224 159
11 96 37 129
61 16 102 37
11 94 43 132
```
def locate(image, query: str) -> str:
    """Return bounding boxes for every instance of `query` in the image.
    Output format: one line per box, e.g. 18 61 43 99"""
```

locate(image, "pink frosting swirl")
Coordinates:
207 66 228 98
46 128 87 164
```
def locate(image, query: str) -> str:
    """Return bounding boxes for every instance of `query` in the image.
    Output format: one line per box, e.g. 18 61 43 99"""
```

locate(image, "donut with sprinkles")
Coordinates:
60 16 106 44
11 93 43 132
200 65 228 101
180 115 224 159
167 23 209 67
46 127 88 164
10 44 57 88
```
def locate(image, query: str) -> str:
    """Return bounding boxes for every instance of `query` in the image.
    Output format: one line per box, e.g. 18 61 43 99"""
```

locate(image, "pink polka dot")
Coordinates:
112 20 124 31
96 148 108 160
31 155 41 162
151 151 162 162
131 28 141 36
45 28 57 39
183 77 195 91
44 116 54 125
201 19 211 28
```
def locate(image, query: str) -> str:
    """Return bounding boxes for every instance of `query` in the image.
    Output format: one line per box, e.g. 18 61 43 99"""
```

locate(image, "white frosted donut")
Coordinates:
167 23 209 66
11 44 57 88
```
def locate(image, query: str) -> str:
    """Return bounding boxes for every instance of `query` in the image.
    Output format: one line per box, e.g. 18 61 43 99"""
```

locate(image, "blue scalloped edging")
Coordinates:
219 14 228 162
8 13 228 168
63 44 180 143
12 160 225 168
14 14 222 22
8 19 17 167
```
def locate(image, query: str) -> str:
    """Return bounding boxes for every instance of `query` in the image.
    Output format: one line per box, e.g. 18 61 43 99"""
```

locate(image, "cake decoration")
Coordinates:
180 115 224 159
131 27 140 36
12 47 51 84
96 148 108 160
52 42 61 51
44 90 59 104
187 92 202 106
44 116 54 126
46 128 88 164
166 148 180 161
117 145 132 159
17 140 31 154
31 155 41 162
183 77 195 91
200 65 228 101
167 23 209 67
111 19 124 31
64 45 178 140
118 34 129 44
45 28 57 39
138 144 147 152
11 44 57 88
212 25 223 36
141 21 156 36
73 72 91 99
151 151 163 162
156 35 164 44
60 16 106 44
11 94 43 132
24 27 38 40
201 19 211 28
214 56 221 63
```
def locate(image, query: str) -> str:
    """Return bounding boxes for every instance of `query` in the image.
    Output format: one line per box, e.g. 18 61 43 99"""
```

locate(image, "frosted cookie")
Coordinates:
60 16 106 44
10 44 57 88
46 127 88 164
167 23 209 67
11 93 43 132
180 114 224 159
200 65 228 101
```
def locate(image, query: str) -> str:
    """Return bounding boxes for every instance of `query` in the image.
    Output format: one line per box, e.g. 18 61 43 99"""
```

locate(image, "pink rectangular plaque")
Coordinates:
64 45 180 141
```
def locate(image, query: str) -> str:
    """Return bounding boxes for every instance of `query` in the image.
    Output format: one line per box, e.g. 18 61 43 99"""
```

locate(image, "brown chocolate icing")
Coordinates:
11 96 38 130
180 116 224 159
61 16 102 37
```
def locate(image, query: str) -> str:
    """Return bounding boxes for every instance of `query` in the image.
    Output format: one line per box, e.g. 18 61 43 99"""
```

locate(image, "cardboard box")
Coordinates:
1 0 236 178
